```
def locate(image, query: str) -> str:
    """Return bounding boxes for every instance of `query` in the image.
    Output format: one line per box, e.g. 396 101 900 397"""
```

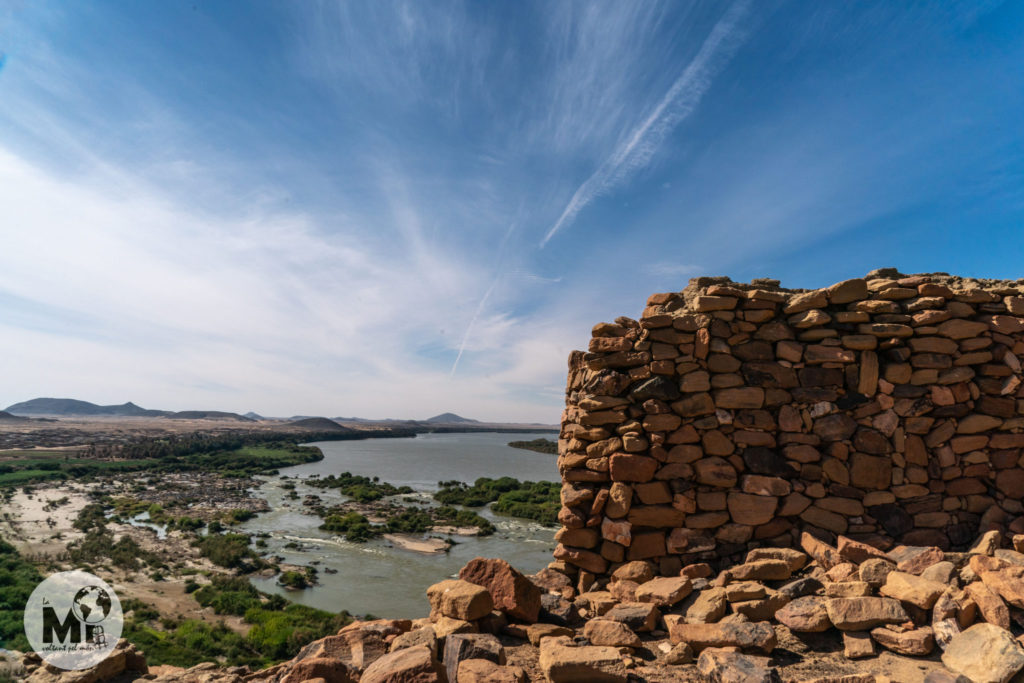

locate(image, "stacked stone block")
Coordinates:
556 269 1024 578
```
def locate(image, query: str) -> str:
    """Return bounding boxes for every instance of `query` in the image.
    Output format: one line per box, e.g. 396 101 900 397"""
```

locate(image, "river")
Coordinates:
239 431 560 618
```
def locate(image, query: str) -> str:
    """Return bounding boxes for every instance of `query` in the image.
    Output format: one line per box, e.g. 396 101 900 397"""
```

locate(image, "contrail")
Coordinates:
540 0 752 247
450 222 517 376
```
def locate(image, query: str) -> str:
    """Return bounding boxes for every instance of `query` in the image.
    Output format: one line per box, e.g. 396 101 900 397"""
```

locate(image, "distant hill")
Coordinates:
0 410 29 422
243 412 265 420
424 413 478 424
166 411 254 422
289 417 355 432
5 398 169 417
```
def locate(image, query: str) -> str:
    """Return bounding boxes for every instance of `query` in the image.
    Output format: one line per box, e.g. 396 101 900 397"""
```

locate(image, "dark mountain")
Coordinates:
166 411 254 422
5 398 169 417
0 410 29 422
424 413 478 424
289 417 355 432
243 412 265 420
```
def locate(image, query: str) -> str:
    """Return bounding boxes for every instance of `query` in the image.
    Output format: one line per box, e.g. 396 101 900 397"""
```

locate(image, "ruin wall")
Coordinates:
555 269 1024 578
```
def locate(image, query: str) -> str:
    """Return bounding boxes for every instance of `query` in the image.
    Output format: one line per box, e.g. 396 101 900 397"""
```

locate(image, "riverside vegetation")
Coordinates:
0 429 563 673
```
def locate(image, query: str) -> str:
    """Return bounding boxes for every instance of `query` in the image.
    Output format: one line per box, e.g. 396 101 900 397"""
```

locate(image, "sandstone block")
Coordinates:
696 649 781 683
428 580 494 621
360 646 445 683
824 597 909 630
582 619 641 648
634 576 693 607
842 631 875 660
459 558 541 623
775 596 831 632
444 634 505 683
870 625 934 656
457 659 526 683
668 621 777 654
603 601 659 632
538 636 627 683
879 571 946 609
941 623 1024 683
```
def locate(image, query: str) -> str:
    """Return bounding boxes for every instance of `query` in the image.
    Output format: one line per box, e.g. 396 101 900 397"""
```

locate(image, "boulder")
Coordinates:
460 558 542 623
941 623 1024 683
744 547 808 572
360 646 445 683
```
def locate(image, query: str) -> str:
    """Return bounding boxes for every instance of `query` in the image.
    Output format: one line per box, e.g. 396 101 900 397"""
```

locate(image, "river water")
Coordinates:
240 432 560 618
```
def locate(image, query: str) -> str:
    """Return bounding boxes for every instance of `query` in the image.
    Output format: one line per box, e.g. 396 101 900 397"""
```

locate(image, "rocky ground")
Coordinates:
15 528 1024 682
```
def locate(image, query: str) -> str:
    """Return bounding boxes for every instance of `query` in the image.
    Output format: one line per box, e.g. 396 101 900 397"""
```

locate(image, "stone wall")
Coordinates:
555 269 1024 579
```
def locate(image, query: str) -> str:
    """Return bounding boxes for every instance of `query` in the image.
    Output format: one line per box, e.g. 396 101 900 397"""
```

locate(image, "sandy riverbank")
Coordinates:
382 533 449 554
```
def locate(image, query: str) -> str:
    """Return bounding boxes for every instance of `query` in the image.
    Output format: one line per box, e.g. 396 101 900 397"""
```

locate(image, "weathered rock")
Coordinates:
842 631 875 659
444 634 505 683
582 619 642 648
824 597 909 631
668 621 777 653
634 576 692 606
695 648 781 683
460 558 542 623
744 547 808 572
526 623 574 646
774 596 831 632
879 571 947 609
428 580 494 621
870 625 934 656
941 623 1024 683
279 657 358 683
390 626 438 658
457 659 527 683
603 601 659 632
360 646 446 683
727 559 791 581
538 636 628 683
611 560 654 584
858 558 896 588
685 587 729 623
801 532 842 570
966 581 1010 629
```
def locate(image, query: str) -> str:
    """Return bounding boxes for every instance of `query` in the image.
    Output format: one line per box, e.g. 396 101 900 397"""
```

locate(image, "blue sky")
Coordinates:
1 1 1022 422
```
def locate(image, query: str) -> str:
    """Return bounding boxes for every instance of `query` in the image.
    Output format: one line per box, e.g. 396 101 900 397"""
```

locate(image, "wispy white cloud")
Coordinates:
540 0 752 247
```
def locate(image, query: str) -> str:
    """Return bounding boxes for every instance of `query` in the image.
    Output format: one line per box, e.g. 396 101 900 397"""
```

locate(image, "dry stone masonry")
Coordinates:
557 269 1024 578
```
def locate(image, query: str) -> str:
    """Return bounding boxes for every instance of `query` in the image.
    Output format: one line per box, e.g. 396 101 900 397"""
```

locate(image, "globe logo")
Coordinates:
24 570 123 670
71 586 112 625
